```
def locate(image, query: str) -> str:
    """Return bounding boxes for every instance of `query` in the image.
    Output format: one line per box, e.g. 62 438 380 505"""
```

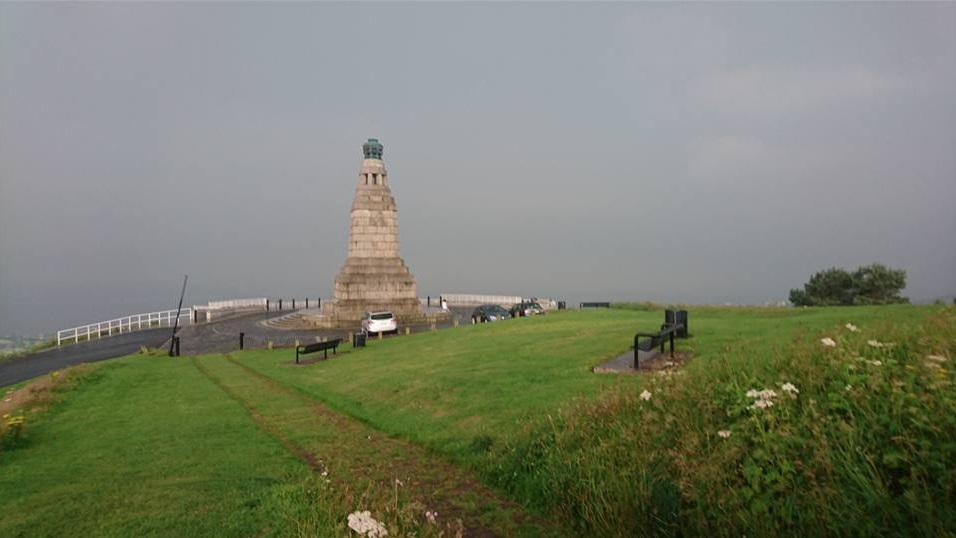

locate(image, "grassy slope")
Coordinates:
234 310 653 457
0 358 317 537
234 306 930 459
1 305 948 537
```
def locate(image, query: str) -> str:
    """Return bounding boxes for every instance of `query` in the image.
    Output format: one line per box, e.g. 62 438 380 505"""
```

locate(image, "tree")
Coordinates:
851 264 908 305
790 264 908 306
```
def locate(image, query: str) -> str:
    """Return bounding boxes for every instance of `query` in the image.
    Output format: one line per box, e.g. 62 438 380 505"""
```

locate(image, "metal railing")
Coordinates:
438 293 524 306
56 309 192 346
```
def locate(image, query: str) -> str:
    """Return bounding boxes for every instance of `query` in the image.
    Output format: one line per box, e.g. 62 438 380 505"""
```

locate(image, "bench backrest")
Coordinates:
300 339 342 353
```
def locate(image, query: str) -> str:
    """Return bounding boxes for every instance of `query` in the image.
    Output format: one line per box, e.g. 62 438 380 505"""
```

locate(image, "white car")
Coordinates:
361 311 397 335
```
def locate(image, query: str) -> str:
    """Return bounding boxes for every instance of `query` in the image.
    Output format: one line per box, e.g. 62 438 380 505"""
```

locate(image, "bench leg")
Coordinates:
669 331 675 358
296 349 300 364
324 349 328 359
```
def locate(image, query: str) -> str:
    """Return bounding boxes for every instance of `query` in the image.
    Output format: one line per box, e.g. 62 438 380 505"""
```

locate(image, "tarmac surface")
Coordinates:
0 328 172 387
0 307 473 387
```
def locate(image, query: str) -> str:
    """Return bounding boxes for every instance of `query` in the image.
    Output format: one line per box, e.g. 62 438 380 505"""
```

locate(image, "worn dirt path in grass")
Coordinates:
193 355 555 537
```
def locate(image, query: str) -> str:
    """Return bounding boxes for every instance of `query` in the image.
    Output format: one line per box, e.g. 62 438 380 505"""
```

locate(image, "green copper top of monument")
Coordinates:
363 138 384 159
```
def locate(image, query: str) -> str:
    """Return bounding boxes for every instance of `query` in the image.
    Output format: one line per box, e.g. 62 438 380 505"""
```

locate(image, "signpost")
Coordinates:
168 274 188 357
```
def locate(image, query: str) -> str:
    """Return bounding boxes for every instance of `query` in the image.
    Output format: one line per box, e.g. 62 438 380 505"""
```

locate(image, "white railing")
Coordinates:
206 298 268 310
439 293 524 306
56 309 192 346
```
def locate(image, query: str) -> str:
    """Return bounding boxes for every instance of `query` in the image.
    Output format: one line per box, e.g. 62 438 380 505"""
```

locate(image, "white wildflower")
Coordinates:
717 430 732 439
394 478 403 487
926 355 947 364
640 389 652 401
347 511 388 537
845 384 852 391
821 337 837 347
780 382 799 396
746 389 777 400
867 340 884 348
866 360 883 366
845 323 859 332
321 471 328 477
424 510 438 523
746 388 777 410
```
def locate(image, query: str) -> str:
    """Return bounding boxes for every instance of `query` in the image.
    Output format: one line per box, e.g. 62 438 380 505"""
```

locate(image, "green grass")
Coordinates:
232 310 654 457
233 305 933 458
0 358 327 537
1 305 953 536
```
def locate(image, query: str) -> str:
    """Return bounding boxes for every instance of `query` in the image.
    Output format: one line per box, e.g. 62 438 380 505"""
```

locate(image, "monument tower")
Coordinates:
323 139 424 324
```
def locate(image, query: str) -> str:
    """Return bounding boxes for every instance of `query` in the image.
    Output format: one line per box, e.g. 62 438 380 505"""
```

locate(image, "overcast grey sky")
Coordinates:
2 2 955 336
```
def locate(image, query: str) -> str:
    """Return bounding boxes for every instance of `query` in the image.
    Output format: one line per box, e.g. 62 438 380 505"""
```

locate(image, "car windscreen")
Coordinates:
370 313 393 320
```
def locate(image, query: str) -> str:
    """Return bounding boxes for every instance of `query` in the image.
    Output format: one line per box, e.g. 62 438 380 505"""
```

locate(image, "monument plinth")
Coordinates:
321 139 425 324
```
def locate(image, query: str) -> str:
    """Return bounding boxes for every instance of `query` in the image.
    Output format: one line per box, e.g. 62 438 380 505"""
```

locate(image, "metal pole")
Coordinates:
169 274 188 357
239 332 244 350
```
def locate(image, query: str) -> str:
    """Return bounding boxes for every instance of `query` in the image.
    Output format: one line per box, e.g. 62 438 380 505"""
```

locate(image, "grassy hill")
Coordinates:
1 305 953 536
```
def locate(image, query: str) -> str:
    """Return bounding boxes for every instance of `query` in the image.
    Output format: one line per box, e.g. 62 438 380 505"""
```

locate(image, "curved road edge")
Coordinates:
0 328 172 388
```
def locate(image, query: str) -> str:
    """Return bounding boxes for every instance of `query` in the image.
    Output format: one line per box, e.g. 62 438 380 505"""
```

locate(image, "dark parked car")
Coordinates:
509 301 544 318
471 304 511 323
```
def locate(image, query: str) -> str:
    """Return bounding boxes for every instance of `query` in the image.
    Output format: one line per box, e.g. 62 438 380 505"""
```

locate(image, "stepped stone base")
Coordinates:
322 256 425 325
298 310 450 330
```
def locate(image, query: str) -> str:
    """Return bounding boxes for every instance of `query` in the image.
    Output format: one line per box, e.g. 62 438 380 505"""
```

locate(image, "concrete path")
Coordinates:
594 348 690 373
593 349 658 373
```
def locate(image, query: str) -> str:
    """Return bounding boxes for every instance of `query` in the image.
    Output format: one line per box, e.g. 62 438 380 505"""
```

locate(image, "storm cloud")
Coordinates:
2 2 954 336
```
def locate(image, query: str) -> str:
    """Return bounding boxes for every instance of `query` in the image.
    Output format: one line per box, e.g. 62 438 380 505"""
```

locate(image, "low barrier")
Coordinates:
192 297 322 321
57 309 192 346
439 293 524 306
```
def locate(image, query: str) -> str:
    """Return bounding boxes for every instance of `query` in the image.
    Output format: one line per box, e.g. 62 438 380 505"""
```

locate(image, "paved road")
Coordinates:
177 308 469 355
0 328 172 387
1 307 473 387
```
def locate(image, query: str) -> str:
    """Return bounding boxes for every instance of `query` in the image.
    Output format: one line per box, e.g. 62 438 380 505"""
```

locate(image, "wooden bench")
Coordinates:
295 338 342 363
633 323 683 369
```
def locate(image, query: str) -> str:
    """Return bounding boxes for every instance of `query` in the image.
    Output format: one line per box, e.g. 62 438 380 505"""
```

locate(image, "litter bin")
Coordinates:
353 332 366 348
557 301 566 310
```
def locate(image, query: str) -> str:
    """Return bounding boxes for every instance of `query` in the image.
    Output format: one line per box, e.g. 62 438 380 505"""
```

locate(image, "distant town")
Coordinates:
0 334 49 355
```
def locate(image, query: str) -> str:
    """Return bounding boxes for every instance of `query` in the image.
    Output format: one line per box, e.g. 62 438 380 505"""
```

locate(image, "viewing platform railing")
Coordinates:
56 309 192 346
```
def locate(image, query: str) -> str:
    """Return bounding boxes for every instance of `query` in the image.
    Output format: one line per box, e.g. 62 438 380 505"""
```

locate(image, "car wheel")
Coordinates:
471 316 477 324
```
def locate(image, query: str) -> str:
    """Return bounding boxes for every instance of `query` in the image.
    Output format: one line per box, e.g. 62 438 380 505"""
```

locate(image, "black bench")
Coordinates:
633 323 683 368
295 338 342 363
580 302 611 308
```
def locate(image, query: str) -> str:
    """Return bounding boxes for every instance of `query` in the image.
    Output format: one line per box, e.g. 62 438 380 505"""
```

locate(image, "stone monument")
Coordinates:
320 139 425 325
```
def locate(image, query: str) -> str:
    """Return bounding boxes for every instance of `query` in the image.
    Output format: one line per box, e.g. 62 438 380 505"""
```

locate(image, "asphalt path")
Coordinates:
0 328 172 388
177 308 469 355
1 307 474 387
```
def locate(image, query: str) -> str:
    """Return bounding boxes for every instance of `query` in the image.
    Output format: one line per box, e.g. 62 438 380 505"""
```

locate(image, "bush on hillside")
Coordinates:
790 264 909 306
